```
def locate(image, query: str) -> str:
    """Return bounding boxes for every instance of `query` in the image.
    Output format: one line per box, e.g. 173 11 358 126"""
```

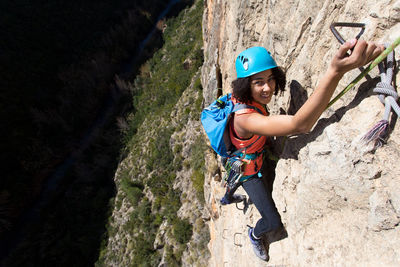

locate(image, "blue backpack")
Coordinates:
201 93 262 158
201 93 264 205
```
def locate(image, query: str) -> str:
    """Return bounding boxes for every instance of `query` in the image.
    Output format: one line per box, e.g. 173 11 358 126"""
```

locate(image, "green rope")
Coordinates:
326 36 400 109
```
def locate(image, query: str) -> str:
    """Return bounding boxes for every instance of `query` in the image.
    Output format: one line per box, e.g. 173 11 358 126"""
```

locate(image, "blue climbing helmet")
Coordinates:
235 46 277 78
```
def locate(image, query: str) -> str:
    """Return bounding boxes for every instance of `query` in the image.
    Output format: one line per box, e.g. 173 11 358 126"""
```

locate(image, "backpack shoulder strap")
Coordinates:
232 103 264 115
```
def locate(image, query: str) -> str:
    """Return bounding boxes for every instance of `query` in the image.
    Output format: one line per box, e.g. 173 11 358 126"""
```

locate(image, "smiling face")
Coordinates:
250 69 276 105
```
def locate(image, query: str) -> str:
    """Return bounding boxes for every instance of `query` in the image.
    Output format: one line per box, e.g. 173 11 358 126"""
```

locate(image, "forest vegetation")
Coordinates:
97 0 208 265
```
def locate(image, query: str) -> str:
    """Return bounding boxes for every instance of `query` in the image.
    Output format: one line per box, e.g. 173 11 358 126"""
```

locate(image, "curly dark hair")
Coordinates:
232 67 286 104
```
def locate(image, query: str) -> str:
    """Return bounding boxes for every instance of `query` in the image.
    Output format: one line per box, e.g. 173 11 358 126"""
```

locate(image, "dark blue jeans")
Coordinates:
242 176 282 237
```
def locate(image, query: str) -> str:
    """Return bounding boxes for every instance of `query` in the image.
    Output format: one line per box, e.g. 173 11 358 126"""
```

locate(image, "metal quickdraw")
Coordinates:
223 155 244 189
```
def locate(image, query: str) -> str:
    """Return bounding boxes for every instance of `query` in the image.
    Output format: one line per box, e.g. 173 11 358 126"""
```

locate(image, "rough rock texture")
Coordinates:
201 0 400 266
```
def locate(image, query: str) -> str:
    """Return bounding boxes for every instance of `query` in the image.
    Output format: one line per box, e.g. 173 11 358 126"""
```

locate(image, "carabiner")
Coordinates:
330 22 365 45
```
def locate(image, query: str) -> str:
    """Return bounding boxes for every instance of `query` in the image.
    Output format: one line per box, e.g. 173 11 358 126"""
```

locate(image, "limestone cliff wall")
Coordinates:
201 0 400 266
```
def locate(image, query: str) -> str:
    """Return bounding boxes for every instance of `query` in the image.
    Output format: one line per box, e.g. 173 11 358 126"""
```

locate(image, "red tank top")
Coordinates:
229 98 269 176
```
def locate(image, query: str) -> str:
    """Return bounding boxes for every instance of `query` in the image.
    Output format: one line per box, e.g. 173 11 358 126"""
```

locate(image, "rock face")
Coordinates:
201 0 400 266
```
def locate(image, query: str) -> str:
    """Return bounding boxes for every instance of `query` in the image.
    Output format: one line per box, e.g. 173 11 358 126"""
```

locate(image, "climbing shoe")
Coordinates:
220 194 246 205
248 226 269 261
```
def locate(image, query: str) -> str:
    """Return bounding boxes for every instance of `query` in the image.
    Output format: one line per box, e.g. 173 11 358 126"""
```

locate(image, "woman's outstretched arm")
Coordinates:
235 39 384 137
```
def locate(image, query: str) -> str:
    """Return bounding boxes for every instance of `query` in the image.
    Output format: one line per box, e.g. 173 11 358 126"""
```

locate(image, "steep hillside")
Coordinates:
202 0 400 266
98 1 209 266
0 0 195 266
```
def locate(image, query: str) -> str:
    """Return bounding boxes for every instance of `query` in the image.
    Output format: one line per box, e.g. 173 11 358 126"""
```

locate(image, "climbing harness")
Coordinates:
326 35 400 109
361 44 399 147
219 151 260 210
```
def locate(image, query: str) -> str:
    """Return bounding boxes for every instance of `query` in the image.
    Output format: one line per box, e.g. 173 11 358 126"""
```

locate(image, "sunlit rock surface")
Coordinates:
202 0 400 266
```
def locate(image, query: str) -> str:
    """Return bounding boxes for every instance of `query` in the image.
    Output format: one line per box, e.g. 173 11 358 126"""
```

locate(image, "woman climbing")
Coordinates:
230 40 383 261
